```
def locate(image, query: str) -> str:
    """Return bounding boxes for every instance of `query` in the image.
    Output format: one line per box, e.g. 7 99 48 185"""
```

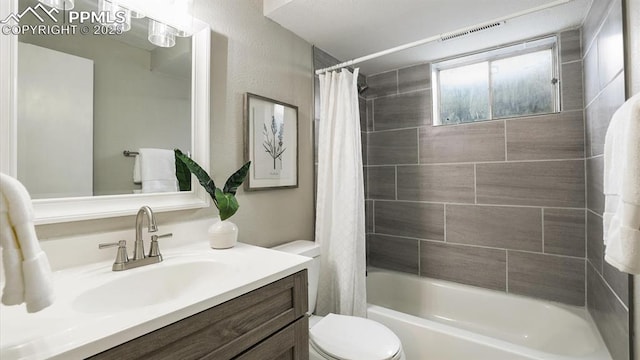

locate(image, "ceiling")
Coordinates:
264 0 593 75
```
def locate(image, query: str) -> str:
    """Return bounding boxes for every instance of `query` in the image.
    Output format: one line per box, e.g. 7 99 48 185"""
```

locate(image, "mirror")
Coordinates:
0 0 211 223
18 0 192 198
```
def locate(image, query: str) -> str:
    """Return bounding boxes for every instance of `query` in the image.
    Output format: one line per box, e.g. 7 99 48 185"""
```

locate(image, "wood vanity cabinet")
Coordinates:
88 270 309 360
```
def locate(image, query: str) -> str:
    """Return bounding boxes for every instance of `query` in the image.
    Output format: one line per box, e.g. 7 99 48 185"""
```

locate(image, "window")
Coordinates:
432 36 559 126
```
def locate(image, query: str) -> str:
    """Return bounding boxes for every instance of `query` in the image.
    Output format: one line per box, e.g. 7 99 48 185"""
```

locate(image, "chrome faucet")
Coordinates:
99 206 172 271
134 205 158 260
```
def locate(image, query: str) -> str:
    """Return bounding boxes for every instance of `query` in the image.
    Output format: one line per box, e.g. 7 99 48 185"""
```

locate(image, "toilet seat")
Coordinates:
309 313 402 360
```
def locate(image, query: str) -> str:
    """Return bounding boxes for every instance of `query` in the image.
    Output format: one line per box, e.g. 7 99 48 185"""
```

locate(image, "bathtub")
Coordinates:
366 269 612 360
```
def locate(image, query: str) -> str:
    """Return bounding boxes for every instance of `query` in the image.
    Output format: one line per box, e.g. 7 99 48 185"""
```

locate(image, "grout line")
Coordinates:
561 59 583 65
367 110 584 134
504 120 508 161
372 198 586 211
366 157 587 167
371 99 375 131
585 154 604 161
474 164 478 204
394 166 398 200
586 208 603 218
397 87 432 96
583 101 589 224
372 233 444 243
396 70 399 95
584 255 588 308
588 260 630 311
583 153 588 257
583 208 587 254
372 200 375 233
416 129 421 164
541 208 545 253
506 251 509 293
583 68 625 109
443 204 447 242
582 0 620 58
417 239 421 276
371 232 589 261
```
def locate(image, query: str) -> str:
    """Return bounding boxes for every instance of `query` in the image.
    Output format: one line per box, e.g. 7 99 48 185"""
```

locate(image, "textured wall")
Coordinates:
583 0 630 359
364 29 588 307
36 0 315 248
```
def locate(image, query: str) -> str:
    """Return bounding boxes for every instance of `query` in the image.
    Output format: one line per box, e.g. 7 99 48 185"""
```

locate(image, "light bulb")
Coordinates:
98 0 131 32
148 19 176 48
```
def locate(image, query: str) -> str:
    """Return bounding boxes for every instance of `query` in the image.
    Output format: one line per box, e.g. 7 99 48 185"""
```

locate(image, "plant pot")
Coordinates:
208 219 238 249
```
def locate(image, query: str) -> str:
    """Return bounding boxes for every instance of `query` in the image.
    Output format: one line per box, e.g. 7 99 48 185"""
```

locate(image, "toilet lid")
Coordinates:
310 313 401 360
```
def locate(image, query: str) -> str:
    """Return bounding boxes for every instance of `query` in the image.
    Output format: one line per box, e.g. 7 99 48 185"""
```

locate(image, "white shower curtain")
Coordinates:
315 68 367 317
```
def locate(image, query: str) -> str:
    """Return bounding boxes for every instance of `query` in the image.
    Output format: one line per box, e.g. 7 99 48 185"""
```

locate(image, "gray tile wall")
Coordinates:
313 10 631 357
364 29 588 307
582 0 630 359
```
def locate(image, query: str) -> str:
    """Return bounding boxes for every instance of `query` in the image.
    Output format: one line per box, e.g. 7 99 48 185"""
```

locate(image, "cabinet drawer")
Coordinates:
232 316 308 360
89 270 308 360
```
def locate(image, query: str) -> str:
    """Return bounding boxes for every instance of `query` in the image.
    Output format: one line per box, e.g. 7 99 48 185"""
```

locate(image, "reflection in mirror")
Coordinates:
17 0 192 199
1 0 210 223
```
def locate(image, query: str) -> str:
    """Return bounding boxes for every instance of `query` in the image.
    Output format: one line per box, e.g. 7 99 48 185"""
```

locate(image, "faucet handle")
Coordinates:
149 233 172 258
99 240 129 270
98 240 127 249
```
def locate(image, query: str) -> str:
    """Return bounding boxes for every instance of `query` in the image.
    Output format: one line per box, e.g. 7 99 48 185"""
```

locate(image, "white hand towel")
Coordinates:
139 148 178 193
0 173 55 312
133 154 142 184
0 194 24 306
603 93 640 274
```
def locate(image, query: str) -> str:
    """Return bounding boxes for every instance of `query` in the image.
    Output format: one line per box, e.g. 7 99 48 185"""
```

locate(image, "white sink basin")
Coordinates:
73 260 227 313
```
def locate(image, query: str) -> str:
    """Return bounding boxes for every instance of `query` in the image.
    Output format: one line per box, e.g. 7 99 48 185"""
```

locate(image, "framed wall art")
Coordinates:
244 93 298 190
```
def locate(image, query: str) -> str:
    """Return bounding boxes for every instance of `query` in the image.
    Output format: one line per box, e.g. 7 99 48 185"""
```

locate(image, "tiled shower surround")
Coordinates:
364 28 588 307
313 6 631 357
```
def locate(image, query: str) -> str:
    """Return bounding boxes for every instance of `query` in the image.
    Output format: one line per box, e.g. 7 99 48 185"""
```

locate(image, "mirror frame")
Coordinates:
0 0 211 224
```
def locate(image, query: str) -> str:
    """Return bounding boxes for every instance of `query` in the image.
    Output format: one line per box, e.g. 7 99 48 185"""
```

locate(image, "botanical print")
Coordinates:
262 104 286 173
246 93 298 190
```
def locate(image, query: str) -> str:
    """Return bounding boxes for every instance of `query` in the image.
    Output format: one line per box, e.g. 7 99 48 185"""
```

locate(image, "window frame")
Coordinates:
431 36 560 126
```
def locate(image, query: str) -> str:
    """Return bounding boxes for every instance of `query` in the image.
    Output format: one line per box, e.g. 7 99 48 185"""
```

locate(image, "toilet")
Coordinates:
273 240 405 360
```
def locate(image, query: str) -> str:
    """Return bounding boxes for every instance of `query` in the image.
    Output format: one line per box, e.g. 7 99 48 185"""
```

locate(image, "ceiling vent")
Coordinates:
440 21 505 42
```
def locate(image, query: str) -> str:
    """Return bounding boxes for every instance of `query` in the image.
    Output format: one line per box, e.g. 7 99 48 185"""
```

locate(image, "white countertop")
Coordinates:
0 241 311 360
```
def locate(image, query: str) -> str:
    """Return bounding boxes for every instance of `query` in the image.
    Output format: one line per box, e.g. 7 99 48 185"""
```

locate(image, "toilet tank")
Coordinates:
272 240 320 314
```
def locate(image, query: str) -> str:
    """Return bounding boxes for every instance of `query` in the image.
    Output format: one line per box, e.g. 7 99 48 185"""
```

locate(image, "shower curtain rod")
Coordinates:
315 0 573 75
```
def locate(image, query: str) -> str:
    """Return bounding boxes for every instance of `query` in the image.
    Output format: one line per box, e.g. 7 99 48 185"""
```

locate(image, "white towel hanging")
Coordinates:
138 148 178 193
0 173 55 312
603 93 640 274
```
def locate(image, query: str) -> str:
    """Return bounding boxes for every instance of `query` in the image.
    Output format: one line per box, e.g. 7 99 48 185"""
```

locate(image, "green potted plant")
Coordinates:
175 149 251 248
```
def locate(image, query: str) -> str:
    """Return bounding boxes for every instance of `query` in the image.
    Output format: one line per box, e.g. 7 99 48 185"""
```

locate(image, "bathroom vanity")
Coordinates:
0 220 312 360
89 270 309 360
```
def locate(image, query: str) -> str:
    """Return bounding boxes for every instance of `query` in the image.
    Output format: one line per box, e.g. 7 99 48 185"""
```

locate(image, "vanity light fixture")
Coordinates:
40 0 195 48
172 26 192 38
38 0 74 10
148 19 176 48
98 0 132 32
147 0 194 46
109 0 145 20
127 8 145 19
98 0 131 32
